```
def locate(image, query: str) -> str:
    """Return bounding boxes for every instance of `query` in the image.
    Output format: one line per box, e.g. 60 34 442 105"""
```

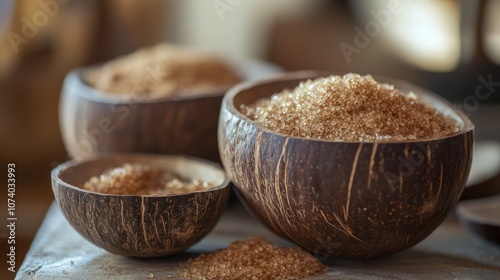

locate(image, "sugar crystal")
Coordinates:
241 74 459 141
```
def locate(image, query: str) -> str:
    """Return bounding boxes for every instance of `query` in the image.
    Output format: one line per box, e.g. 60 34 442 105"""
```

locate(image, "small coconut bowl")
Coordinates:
460 141 500 200
456 195 500 245
218 71 474 258
51 154 230 257
60 61 279 161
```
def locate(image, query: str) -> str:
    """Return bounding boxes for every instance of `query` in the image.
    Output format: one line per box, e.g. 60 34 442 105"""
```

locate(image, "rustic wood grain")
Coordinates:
218 72 475 258
16 203 500 280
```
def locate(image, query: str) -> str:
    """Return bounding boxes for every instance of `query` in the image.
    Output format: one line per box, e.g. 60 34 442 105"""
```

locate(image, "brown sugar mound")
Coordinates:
82 163 212 195
178 237 328 280
241 73 459 141
85 43 241 99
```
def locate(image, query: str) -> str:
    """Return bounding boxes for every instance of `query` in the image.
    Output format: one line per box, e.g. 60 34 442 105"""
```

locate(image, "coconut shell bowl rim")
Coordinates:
64 65 235 105
52 153 231 197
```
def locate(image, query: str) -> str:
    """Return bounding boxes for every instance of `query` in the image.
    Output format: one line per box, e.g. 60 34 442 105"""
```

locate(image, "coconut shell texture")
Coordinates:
218 73 474 258
52 155 230 257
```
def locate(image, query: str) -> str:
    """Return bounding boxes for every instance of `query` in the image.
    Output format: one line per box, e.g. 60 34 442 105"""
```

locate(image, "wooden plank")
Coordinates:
17 202 500 279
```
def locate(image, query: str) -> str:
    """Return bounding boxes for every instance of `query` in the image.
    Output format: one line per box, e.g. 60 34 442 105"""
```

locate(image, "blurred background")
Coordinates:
0 0 499 268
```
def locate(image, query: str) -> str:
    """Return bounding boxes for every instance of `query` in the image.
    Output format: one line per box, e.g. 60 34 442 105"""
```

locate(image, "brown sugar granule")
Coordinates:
178 237 328 280
85 43 241 99
241 73 459 141
82 163 213 195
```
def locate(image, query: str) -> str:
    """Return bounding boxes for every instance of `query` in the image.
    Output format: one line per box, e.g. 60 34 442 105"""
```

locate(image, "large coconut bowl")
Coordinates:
51 154 230 257
218 72 474 258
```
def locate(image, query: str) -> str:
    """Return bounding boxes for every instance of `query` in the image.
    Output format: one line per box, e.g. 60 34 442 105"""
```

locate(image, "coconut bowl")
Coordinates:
457 195 500 245
60 67 230 162
218 71 474 258
60 61 279 161
51 154 230 257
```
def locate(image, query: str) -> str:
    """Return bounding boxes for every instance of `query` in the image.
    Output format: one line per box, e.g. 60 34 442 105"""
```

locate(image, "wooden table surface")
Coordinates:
16 202 500 280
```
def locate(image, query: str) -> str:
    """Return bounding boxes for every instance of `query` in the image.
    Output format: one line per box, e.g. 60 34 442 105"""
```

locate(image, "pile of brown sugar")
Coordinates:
85 43 241 99
82 163 213 195
178 237 328 280
241 73 459 141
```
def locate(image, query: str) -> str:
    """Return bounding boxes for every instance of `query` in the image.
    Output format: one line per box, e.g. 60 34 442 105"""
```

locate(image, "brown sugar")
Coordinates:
82 163 213 195
85 43 241 99
241 73 459 141
178 237 328 280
